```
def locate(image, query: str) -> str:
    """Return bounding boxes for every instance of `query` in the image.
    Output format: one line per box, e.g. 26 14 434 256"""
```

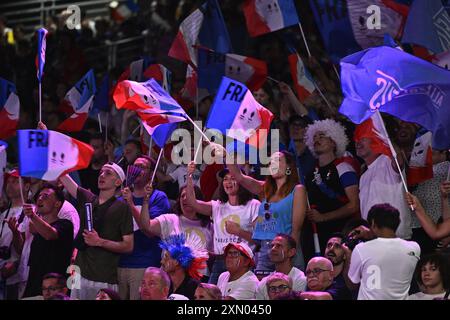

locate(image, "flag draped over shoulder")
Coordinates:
57 69 96 132
206 77 274 148
197 47 267 94
113 78 187 128
0 77 20 139
339 46 450 149
18 130 93 181
402 0 450 54
242 0 300 37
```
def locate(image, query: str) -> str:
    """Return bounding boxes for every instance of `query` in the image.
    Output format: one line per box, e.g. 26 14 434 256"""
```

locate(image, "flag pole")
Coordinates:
105 115 108 143
375 111 414 210
98 113 102 133
185 114 211 143
148 137 153 157
298 22 312 58
306 196 321 256
150 148 164 185
18 176 25 205
267 76 280 84
39 82 42 123
313 81 334 113
194 128 206 164
333 65 340 81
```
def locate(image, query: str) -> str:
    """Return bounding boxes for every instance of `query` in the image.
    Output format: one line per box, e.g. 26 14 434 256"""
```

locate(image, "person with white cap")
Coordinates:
217 242 259 300
59 162 134 300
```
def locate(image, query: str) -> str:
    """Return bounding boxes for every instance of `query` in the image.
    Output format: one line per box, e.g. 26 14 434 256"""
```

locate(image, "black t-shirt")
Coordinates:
24 218 74 297
326 273 354 300
170 275 200 300
74 187 133 284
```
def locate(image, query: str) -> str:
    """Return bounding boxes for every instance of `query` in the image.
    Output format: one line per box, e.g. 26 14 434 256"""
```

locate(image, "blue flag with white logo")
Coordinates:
339 46 450 149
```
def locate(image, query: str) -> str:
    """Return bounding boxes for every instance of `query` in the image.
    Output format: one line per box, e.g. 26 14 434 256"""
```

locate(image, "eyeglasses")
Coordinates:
305 268 331 277
264 202 271 221
42 286 63 292
268 284 290 293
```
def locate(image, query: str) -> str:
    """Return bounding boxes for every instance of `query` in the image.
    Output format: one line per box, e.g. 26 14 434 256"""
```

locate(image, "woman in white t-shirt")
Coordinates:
408 253 449 300
138 183 213 255
185 163 260 285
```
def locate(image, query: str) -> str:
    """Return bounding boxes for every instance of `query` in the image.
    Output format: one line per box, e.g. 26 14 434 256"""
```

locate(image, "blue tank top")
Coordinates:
252 188 295 241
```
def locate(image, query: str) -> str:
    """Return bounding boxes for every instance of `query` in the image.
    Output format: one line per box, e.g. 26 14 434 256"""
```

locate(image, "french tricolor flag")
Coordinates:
113 78 187 128
407 131 433 186
288 52 316 102
198 47 267 94
18 130 93 181
57 69 96 132
36 28 48 82
354 112 392 157
242 0 299 37
206 77 274 148
0 77 20 140
432 49 450 70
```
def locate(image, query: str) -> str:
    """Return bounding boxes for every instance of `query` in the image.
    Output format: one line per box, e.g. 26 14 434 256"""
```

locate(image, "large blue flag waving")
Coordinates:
339 46 450 149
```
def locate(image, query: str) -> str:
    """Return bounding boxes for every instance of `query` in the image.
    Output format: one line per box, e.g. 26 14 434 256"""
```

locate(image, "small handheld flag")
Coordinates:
18 130 94 181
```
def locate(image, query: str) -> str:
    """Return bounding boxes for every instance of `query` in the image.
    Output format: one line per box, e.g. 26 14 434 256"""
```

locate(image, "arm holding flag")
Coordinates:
405 187 450 240
139 183 162 238
307 185 360 223
185 162 212 216
23 204 59 241
279 82 309 117
59 174 79 199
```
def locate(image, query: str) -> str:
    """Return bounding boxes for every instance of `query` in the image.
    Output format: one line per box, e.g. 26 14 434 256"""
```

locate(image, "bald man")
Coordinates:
301 257 351 300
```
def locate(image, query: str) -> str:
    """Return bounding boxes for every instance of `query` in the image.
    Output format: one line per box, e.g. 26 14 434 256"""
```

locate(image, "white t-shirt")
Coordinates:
408 292 448 300
155 213 213 252
8 216 34 286
211 199 260 255
58 201 80 239
0 206 23 275
348 237 420 300
359 155 412 239
169 166 202 190
217 270 259 300
256 267 307 300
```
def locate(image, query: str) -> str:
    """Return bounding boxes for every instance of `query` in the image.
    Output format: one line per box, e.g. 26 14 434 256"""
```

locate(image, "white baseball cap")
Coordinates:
103 162 126 183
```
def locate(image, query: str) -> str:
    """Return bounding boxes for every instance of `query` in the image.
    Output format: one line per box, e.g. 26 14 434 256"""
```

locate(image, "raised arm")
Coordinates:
185 161 212 216
279 82 309 117
139 184 162 237
406 192 450 240
59 174 79 199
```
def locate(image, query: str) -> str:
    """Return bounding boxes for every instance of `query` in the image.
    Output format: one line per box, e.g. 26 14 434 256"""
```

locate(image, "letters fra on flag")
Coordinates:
206 77 274 148
18 130 93 181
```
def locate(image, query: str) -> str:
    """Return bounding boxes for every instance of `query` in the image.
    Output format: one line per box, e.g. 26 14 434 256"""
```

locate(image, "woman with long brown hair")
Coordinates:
227 150 307 273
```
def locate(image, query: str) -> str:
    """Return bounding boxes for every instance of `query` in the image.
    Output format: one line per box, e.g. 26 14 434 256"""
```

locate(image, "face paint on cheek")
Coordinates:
281 250 285 260
235 259 240 269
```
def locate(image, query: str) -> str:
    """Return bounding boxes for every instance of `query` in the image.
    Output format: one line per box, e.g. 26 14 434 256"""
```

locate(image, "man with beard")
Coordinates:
324 233 354 299
119 155 170 300
256 234 306 300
